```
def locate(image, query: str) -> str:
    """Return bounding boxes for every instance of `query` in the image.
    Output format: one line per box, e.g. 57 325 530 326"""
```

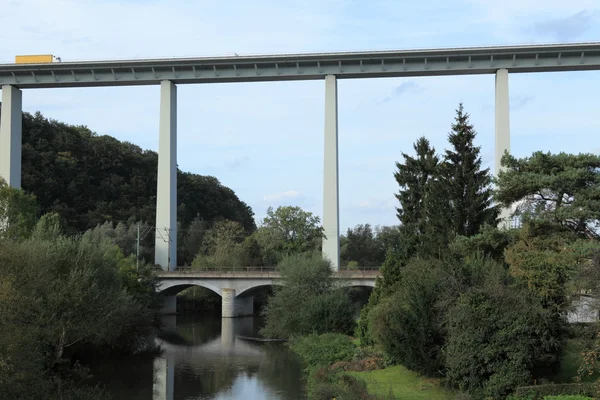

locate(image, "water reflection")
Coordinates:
95 315 306 400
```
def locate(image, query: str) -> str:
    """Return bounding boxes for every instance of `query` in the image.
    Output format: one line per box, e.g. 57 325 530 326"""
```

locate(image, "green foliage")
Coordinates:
543 396 593 400
16 110 255 264
368 258 448 376
451 223 519 265
444 278 560 399
260 252 355 339
495 151 600 238
394 136 440 257
0 212 155 398
261 206 324 256
0 178 38 240
191 219 247 269
290 333 356 371
505 222 589 313
340 224 395 268
440 103 498 237
510 383 594 399
307 367 376 400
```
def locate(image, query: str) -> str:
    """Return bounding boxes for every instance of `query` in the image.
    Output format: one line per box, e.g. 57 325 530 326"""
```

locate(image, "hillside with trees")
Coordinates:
2 109 257 265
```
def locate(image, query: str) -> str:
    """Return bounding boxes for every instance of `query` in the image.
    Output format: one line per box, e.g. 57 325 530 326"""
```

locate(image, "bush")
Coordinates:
509 386 595 400
368 258 447 376
290 333 355 371
260 253 355 339
445 280 563 399
307 366 376 400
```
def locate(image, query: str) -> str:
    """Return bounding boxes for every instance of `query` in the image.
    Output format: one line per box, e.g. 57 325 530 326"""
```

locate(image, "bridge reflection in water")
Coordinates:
150 316 305 400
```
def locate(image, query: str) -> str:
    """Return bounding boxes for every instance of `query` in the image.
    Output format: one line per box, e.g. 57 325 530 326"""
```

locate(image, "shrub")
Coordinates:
260 253 355 339
290 333 355 371
368 258 447 376
445 281 563 399
307 366 376 400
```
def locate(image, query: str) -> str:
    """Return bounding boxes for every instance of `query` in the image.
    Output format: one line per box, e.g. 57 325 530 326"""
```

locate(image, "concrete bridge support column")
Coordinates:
495 69 512 229
155 80 177 271
0 85 22 188
322 74 340 271
221 289 254 318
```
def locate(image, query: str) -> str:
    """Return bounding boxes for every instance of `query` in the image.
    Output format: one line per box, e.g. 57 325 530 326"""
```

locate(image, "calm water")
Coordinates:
92 314 307 400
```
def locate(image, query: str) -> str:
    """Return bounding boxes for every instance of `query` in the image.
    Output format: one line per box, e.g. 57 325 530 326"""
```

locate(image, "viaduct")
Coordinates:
2 42 599 315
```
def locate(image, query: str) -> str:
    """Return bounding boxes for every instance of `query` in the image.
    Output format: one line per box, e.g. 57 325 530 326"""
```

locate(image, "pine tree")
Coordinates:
441 103 498 237
393 136 440 257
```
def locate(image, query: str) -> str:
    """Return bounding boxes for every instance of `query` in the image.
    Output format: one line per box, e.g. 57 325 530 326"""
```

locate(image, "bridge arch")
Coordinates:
158 280 222 297
236 282 283 297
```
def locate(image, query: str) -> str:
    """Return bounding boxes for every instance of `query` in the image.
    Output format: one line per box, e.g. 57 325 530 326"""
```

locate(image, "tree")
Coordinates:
0 178 38 240
444 279 556 399
441 103 498 237
14 110 255 254
191 219 247 269
340 224 386 267
260 206 324 257
260 252 355 339
496 151 600 239
0 213 153 399
368 257 448 376
394 136 440 253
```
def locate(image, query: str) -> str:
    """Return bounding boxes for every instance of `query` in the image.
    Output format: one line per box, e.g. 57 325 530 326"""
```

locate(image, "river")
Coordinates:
91 314 307 400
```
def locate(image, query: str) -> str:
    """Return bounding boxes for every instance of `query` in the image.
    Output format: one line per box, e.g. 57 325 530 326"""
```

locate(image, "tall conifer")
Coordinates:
441 103 498 237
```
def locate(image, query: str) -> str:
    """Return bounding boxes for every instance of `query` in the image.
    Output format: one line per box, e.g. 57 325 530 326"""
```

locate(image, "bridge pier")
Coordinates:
0 85 22 188
221 288 254 318
155 80 178 271
161 295 177 315
322 74 340 271
495 69 512 228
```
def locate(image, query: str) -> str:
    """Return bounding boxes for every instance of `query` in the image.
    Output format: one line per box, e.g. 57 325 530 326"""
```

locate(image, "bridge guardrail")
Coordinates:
153 265 380 276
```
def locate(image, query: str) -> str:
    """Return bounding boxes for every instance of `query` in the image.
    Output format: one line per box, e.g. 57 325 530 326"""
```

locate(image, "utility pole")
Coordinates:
136 223 140 270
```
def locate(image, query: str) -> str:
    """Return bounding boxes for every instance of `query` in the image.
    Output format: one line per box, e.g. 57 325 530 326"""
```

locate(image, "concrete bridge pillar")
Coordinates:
0 85 22 188
221 288 254 318
495 69 512 229
322 74 340 271
155 80 177 271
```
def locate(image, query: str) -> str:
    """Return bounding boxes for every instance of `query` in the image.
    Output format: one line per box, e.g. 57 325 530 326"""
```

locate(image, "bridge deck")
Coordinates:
155 269 380 279
2 42 600 88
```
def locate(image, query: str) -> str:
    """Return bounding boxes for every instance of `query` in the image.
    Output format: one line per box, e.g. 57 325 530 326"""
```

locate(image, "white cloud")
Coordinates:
263 190 300 201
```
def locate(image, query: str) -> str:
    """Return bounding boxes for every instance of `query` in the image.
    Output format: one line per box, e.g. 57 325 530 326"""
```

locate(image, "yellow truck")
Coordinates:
15 54 55 64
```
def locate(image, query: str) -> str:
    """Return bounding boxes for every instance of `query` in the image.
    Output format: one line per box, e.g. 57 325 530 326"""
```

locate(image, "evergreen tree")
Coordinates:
441 103 498 237
393 136 440 256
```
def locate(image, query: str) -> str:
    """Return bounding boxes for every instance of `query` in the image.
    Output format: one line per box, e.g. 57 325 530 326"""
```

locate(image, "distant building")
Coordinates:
567 294 600 323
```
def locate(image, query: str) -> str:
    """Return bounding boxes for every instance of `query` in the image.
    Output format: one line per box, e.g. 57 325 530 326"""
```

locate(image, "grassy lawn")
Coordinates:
349 365 453 400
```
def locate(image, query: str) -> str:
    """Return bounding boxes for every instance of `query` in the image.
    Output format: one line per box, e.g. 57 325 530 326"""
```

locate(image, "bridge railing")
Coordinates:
154 265 380 275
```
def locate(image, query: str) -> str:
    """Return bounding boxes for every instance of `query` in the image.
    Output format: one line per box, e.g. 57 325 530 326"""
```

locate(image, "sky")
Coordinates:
1 0 600 231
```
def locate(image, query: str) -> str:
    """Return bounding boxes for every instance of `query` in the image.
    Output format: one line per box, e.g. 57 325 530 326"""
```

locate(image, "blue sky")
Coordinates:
1 0 600 231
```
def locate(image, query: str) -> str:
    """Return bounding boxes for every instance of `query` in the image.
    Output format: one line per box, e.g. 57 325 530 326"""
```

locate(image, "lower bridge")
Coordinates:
155 267 379 317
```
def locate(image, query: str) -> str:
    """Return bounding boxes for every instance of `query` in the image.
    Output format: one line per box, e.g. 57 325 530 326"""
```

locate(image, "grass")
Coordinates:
349 365 454 400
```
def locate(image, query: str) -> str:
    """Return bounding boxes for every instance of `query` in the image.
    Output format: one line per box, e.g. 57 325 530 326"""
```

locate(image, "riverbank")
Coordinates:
349 365 450 400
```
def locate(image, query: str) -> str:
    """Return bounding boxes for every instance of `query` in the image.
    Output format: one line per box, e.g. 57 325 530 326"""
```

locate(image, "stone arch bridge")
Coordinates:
155 267 378 317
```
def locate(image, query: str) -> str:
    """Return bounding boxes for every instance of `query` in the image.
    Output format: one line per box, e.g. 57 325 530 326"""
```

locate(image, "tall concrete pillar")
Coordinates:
222 288 236 318
322 75 340 270
495 69 512 228
155 80 177 270
0 85 22 188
